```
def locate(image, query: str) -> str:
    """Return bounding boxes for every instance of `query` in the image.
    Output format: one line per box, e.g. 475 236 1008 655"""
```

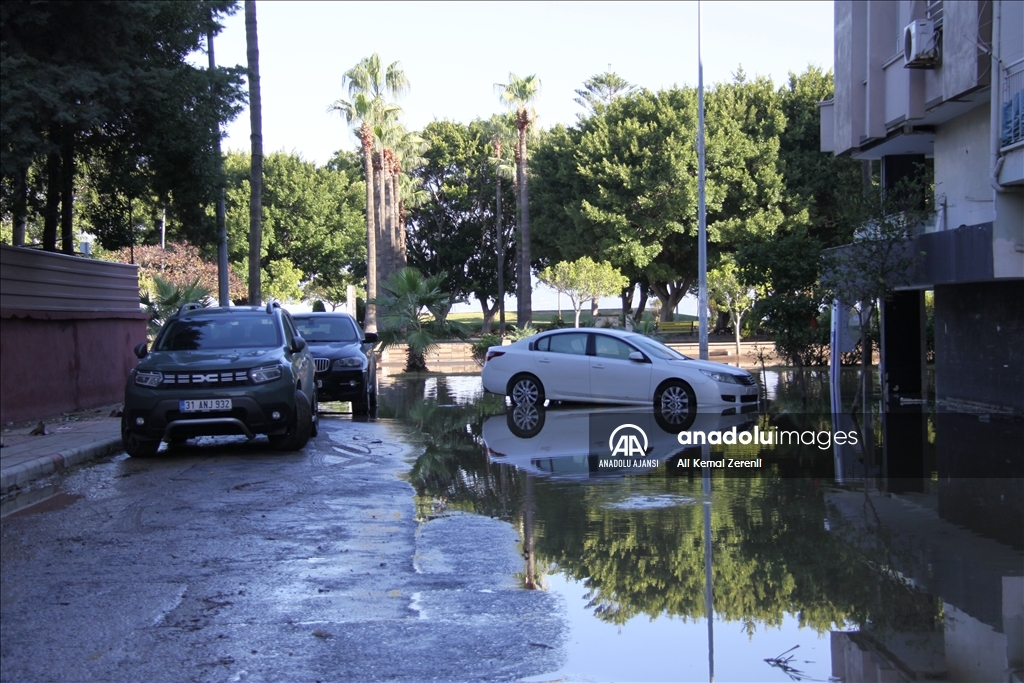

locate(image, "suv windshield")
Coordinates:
155 316 281 351
293 317 360 342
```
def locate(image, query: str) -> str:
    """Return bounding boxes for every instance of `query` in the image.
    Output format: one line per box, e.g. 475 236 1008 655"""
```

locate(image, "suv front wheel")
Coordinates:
269 389 313 451
121 415 159 458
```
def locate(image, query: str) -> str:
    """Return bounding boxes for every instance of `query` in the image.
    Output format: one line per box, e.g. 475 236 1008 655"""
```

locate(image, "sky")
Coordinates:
208 1 835 313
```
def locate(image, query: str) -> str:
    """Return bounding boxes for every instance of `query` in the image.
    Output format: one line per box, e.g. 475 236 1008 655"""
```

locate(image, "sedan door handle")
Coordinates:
592 363 605 369
538 357 552 364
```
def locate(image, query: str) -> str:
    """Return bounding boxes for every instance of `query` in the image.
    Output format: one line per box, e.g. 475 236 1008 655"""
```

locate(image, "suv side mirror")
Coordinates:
291 337 307 353
363 332 379 344
134 342 149 359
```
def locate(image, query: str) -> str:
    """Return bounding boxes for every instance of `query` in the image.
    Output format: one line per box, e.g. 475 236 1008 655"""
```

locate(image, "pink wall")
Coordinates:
0 311 147 424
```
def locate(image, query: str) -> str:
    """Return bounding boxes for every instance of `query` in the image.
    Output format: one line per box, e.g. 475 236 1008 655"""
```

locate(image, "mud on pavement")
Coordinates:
0 418 566 683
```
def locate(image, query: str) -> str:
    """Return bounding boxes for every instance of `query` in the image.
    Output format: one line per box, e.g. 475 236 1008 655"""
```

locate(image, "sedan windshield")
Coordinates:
155 316 281 351
625 334 690 361
293 317 360 343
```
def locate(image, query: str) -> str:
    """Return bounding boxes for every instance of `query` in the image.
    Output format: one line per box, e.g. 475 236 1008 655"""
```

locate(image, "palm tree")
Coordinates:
370 268 471 372
496 73 540 327
391 126 429 270
330 54 408 332
487 114 517 336
245 0 262 305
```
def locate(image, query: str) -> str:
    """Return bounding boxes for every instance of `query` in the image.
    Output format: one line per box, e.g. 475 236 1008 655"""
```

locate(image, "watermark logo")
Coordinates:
609 424 649 457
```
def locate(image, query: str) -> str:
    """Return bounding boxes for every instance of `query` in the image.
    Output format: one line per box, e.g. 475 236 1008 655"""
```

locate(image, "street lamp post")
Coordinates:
697 0 709 361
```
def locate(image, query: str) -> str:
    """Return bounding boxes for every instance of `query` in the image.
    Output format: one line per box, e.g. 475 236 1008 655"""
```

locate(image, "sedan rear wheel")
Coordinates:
507 373 545 406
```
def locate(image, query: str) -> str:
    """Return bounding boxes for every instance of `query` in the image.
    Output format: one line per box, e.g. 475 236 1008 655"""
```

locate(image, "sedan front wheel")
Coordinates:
654 380 697 430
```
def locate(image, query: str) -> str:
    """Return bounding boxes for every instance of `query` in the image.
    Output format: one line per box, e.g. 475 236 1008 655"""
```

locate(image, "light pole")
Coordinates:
697 0 709 361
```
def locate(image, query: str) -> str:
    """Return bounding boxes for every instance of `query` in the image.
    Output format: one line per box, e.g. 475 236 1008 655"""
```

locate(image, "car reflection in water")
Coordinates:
483 402 758 479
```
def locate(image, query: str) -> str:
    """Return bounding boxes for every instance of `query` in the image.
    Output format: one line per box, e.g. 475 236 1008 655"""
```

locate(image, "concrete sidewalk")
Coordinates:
0 405 123 495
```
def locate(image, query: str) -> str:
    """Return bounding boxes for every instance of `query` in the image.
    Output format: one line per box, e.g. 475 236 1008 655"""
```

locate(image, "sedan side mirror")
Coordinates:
134 342 149 359
363 332 379 344
629 351 646 362
292 337 307 353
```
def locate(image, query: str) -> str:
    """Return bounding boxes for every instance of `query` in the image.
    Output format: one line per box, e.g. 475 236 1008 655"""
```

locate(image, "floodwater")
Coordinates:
379 369 1023 683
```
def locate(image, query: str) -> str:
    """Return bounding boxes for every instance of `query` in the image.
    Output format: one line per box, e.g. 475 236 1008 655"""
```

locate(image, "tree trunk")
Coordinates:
650 278 691 322
480 297 499 334
517 121 532 327
574 306 582 328
12 163 28 246
389 168 400 272
621 283 636 326
496 171 505 336
633 285 649 324
60 132 75 254
733 311 743 366
208 23 230 306
591 298 599 319
361 131 378 333
406 348 428 373
245 0 263 306
375 151 387 288
43 139 60 252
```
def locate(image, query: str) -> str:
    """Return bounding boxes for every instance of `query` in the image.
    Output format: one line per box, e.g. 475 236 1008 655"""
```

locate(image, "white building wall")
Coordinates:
934 104 994 230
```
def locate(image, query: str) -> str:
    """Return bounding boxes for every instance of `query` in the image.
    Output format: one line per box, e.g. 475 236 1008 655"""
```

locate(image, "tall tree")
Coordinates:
0 1 244 253
245 0 262 305
487 114 517 335
406 119 516 334
221 151 366 306
574 71 636 117
330 54 408 332
538 257 628 327
497 73 540 327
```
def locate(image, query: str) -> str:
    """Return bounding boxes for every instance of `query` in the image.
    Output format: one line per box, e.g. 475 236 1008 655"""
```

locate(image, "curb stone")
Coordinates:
0 436 123 495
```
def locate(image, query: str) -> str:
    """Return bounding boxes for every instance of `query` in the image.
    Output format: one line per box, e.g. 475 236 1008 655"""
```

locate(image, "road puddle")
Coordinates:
1 486 82 519
382 372 1023 682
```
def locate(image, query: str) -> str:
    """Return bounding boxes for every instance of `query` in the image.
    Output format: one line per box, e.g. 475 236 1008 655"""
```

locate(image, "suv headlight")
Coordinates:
250 364 283 383
134 370 163 387
700 369 741 384
333 357 363 369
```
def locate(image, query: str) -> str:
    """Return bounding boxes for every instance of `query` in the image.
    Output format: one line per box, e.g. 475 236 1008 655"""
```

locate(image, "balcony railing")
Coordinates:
1002 58 1024 149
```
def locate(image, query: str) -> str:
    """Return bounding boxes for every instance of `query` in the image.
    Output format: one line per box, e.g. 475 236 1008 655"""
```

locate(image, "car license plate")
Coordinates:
316 379 323 388
180 399 232 413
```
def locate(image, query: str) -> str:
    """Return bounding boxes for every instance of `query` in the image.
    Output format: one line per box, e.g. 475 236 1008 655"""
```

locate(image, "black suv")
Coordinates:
292 312 378 413
122 301 318 457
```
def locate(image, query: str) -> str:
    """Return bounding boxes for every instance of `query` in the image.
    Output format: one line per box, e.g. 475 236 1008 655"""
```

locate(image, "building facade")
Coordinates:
820 0 1023 413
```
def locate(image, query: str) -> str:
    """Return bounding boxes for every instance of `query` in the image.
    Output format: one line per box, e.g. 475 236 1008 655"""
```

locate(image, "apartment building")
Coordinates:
820 0 1023 413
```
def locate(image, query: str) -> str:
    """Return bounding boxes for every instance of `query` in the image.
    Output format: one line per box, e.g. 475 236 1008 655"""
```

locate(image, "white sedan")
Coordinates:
481 328 758 415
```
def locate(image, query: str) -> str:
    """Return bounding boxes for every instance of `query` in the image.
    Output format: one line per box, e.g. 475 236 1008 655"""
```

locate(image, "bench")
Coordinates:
656 320 697 335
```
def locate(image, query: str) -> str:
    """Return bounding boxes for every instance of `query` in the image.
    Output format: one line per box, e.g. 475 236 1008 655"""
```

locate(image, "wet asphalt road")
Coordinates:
0 417 565 683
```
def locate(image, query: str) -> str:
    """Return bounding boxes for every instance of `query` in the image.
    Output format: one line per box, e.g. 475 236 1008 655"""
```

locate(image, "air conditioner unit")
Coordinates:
904 20 940 69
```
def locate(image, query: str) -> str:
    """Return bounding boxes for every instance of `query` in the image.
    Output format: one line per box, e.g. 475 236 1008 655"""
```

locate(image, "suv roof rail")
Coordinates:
265 299 281 314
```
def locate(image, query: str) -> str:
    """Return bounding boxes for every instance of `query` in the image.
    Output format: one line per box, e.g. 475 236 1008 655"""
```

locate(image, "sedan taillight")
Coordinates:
485 350 505 363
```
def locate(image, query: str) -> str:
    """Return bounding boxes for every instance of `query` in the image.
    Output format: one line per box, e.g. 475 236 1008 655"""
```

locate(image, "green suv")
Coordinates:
122 301 318 457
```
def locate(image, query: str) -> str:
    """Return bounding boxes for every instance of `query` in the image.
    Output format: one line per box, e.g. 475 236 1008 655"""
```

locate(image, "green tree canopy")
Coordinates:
406 119 517 332
0 1 245 252
538 257 628 327
222 151 365 304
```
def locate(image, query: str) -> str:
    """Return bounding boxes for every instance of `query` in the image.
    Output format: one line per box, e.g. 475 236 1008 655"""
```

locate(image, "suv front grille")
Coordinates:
314 358 331 373
160 370 250 387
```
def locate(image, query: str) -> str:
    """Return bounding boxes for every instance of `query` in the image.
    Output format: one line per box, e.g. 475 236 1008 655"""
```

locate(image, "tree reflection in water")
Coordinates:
382 375 950 645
